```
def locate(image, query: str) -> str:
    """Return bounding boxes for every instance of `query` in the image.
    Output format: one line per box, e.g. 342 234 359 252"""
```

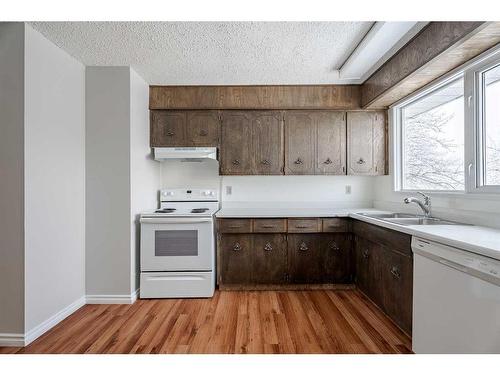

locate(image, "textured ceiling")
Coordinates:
29 22 374 85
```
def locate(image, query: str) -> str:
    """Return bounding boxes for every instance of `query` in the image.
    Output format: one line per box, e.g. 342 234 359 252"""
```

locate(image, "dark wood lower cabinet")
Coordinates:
220 234 253 284
253 234 287 284
218 218 412 336
322 233 352 283
288 234 323 283
353 221 413 336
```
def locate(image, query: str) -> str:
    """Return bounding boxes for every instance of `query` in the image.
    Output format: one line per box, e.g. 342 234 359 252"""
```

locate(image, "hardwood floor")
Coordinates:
0 289 412 354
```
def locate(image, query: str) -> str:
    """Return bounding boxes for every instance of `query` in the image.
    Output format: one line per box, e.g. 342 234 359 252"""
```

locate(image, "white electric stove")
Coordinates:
139 188 219 298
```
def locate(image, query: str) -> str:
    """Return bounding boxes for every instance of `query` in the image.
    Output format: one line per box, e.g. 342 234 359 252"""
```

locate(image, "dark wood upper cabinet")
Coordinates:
252 111 284 175
284 111 316 175
151 110 219 147
315 111 346 175
150 111 187 146
220 111 253 175
347 111 385 176
186 111 220 146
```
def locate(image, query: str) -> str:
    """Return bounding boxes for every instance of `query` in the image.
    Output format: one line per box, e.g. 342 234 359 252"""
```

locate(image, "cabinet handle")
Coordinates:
357 158 365 164
166 131 175 136
261 225 276 228
294 158 303 165
232 159 240 165
390 266 401 279
324 158 332 165
362 249 369 259
264 242 273 251
299 242 308 251
199 129 208 136
296 225 311 228
233 243 241 251
329 241 340 251
261 159 270 165
228 225 242 228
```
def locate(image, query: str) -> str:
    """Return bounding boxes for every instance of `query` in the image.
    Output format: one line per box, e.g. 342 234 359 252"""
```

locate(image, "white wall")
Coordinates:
160 162 374 208
86 67 132 297
86 66 159 298
0 22 25 339
129 69 160 293
23 24 86 333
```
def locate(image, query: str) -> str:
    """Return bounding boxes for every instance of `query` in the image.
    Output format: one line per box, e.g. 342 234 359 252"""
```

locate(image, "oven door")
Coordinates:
140 217 214 272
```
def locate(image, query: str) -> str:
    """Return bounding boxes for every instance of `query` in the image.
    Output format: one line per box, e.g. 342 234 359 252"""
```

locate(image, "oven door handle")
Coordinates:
140 217 213 224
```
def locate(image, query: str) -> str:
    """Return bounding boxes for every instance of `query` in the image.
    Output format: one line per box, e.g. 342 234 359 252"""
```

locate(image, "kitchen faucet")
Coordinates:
404 192 431 217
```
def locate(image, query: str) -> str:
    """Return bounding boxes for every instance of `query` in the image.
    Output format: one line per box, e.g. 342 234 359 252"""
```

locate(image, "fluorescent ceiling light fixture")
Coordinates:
339 22 427 82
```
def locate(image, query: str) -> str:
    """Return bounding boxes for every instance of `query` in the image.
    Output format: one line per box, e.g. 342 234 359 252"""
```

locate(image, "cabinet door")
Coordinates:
220 112 253 175
186 111 220 146
252 111 284 175
150 111 187 146
288 234 322 283
252 234 287 284
220 234 252 284
322 233 352 283
347 111 385 175
355 236 384 304
381 247 413 335
316 112 346 175
284 111 316 175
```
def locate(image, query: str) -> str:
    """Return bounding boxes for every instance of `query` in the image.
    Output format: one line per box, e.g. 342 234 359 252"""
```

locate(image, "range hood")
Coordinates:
153 147 218 161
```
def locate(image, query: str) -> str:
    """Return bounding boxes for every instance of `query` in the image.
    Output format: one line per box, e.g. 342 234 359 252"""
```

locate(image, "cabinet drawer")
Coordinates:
322 218 350 232
287 218 321 233
253 219 286 233
218 219 252 233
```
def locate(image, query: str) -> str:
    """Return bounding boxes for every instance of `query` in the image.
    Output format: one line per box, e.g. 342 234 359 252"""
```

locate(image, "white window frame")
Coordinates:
465 52 500 194
391 44 500 196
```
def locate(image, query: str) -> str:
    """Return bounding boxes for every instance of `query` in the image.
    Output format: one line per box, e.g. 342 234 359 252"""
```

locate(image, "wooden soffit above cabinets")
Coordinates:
149 85 360 110
361 21 500 109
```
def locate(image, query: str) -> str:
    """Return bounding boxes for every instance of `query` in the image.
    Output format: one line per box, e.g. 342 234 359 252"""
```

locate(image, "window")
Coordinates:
399 78 465 191
479 63 500 187
393 45 500 195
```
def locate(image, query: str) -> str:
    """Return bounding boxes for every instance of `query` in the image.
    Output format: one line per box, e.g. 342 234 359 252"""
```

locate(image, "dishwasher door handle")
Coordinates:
438 258 468 273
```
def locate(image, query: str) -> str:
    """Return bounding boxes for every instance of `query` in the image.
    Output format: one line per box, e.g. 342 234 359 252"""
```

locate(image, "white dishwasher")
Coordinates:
412 237 500 353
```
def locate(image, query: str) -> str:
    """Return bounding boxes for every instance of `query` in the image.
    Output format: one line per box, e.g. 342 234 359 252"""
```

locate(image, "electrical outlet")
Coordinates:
345 185 351 194
226 186 232 195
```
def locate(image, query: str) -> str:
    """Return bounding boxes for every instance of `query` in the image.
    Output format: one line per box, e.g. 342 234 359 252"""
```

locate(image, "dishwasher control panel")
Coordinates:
412 237 500 285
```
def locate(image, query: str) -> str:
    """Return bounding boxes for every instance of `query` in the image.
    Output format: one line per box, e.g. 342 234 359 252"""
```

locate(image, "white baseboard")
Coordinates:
0 333 25 347
24 296 87 346
85 288 139 304
0 296 86 347
0 290 140 348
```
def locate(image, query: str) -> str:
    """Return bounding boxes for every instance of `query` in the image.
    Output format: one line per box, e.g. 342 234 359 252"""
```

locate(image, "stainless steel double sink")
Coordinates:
358 212 465 226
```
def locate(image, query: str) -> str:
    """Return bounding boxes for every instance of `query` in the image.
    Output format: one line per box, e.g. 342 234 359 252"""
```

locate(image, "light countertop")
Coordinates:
215 205 500 261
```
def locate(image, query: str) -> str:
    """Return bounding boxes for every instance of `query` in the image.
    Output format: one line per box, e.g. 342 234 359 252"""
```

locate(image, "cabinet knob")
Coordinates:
362 249 369 258
264 242 273 251
232 159 240 165
390 266 401 279
261 159 270 165
329 241 340 251
166 131 174 136
357 158 365 165
199 129 208 136
233 243 241 251
294 158 303 165
299 242 308 251
324 158 332 165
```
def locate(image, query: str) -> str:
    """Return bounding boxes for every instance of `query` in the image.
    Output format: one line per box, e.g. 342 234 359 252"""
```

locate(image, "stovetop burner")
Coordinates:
155 208 177 213
191 208 209 213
